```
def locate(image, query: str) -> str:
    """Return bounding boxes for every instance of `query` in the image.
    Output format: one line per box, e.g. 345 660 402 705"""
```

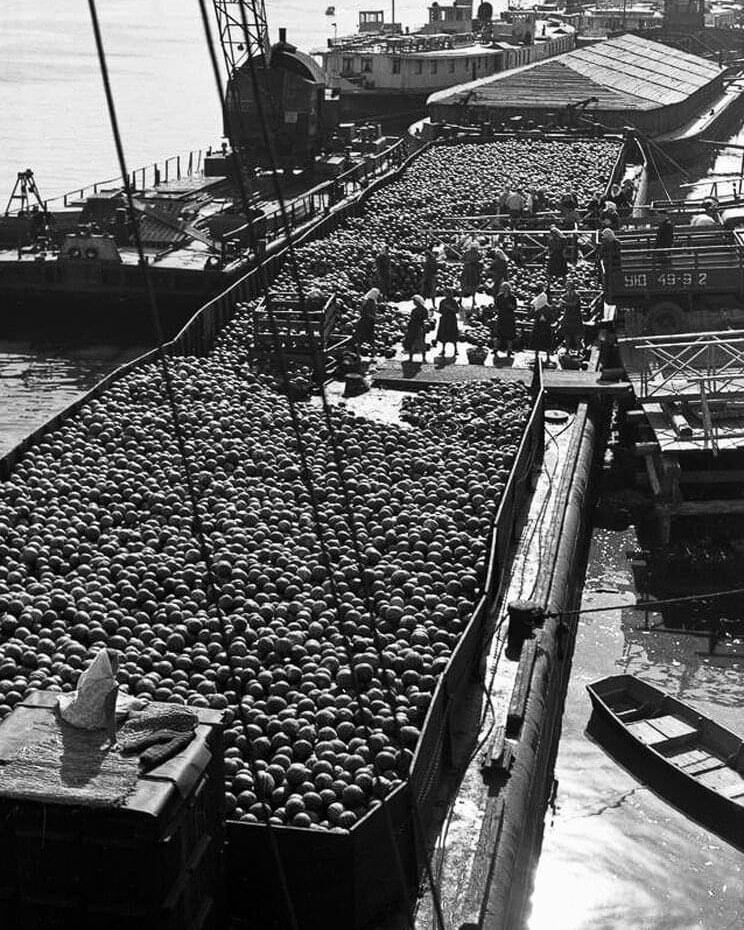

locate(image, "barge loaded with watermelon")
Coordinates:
0 134 624 925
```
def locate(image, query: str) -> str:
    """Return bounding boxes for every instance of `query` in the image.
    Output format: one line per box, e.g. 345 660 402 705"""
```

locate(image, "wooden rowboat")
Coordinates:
586 674 744 848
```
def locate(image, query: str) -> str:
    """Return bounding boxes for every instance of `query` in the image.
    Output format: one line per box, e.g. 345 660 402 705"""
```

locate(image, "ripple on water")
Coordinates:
0 340 150 458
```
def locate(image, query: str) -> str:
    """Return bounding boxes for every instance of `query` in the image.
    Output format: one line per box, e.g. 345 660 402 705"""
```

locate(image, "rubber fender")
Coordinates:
646 301 684 335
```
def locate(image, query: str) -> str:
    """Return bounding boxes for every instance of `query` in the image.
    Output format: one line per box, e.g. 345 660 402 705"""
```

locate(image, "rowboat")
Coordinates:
586 674 744 848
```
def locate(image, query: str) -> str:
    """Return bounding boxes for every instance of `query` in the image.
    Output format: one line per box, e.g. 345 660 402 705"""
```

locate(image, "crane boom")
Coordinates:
213 0 270 78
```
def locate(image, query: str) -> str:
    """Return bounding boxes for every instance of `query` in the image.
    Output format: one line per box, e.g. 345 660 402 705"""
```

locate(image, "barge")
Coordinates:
0 131 407 334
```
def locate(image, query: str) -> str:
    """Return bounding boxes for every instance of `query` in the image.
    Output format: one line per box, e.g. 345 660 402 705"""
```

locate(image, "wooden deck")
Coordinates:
372 361 630 397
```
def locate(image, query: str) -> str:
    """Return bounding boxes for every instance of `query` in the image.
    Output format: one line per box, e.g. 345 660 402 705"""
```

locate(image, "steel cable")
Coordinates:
86 4 302 927
196 2 425 926
226 6 451 925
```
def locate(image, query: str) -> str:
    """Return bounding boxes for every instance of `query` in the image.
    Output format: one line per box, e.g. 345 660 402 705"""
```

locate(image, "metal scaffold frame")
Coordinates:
213 0 269 76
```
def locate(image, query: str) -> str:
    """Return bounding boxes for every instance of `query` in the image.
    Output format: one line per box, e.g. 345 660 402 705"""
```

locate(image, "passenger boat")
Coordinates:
587 674 744 848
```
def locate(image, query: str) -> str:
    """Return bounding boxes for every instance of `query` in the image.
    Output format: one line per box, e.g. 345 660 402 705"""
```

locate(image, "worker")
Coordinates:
487 241 509 295
654 211 674 266
601 201 620 230
531 308 554 365
583 191 603 229
403 295 429 364
558 280 583 352
460 238 482 310
505 189 525 226
435 287 460 358
598 227 622 275
547 226 568 278
354 287 380 354
375 245 392 297
654 211 674 248
420 243 439 308
494 281 517 358
691 198 720 227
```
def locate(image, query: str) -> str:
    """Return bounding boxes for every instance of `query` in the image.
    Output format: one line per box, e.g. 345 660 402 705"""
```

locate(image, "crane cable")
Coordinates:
196 3 423 928
227 5 448 925
86 4 302 929
547 584 744 621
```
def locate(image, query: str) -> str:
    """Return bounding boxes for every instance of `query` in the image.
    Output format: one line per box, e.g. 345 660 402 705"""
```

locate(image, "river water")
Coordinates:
528 509 744 929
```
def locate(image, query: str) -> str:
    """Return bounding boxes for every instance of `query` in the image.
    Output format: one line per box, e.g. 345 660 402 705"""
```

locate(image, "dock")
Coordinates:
620 328 744 539
372 357 630 399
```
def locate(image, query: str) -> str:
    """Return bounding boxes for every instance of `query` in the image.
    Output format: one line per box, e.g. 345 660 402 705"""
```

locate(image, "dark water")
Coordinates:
528 521 744 930
0 336 150 458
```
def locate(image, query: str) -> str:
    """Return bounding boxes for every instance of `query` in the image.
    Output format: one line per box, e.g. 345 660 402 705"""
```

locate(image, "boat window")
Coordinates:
342 57 353 73
415 60 423 74
392 58 401 74
361 56 372 73
448 59 455 72
431 61 438 74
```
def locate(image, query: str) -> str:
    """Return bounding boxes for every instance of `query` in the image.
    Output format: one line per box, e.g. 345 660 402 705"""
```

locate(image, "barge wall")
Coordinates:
483 402 601 930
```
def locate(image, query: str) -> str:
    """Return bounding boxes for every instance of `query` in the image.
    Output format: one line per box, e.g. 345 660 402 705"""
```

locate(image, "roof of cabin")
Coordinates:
427 33 722 111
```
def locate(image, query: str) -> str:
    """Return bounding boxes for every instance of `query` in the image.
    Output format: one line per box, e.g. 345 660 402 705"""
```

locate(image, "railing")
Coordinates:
620 329 744 399
34 147 207 212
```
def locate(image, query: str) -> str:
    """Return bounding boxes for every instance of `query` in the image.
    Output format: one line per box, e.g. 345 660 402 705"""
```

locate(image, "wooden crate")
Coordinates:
0 691 225 930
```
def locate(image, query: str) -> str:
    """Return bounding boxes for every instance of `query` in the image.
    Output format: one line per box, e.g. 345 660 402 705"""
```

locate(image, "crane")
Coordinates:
211 0 327 164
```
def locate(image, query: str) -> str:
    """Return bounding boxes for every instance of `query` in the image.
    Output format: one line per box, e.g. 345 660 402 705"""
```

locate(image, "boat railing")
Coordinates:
30 148 208 213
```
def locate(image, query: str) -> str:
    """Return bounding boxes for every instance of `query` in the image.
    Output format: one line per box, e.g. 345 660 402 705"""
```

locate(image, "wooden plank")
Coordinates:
646 715 698 741
718 781 744 800
696 767 744 791
458 796 505 930
481 725 506 777
506 638 538 739
684 756 725 776
667 748 713 768
626 720 669 746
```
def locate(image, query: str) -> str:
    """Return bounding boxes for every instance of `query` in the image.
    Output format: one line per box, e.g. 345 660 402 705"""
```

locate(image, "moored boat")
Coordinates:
587 674 744 848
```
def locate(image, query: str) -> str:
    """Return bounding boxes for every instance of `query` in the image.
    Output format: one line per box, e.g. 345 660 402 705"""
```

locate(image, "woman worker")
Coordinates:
354 287 380 354
420 244 439 309
494 281 517 358
559 280 583 352
460 238 482 311
404 295 429 364
547 225 568 278
435 287 460 358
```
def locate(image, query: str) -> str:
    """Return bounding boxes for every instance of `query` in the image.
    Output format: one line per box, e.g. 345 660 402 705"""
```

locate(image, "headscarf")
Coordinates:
498 281 512 297
412 294 426 308
549 225 565 239
601 228 617 242
603 201 617 213
493 245 508 262
364 287 380 302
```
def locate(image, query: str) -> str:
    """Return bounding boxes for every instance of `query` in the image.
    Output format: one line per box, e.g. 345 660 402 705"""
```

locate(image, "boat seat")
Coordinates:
719 781 744 803
683 755 726 776
615 701 655 723
626 715 698 751
696 766 744 792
